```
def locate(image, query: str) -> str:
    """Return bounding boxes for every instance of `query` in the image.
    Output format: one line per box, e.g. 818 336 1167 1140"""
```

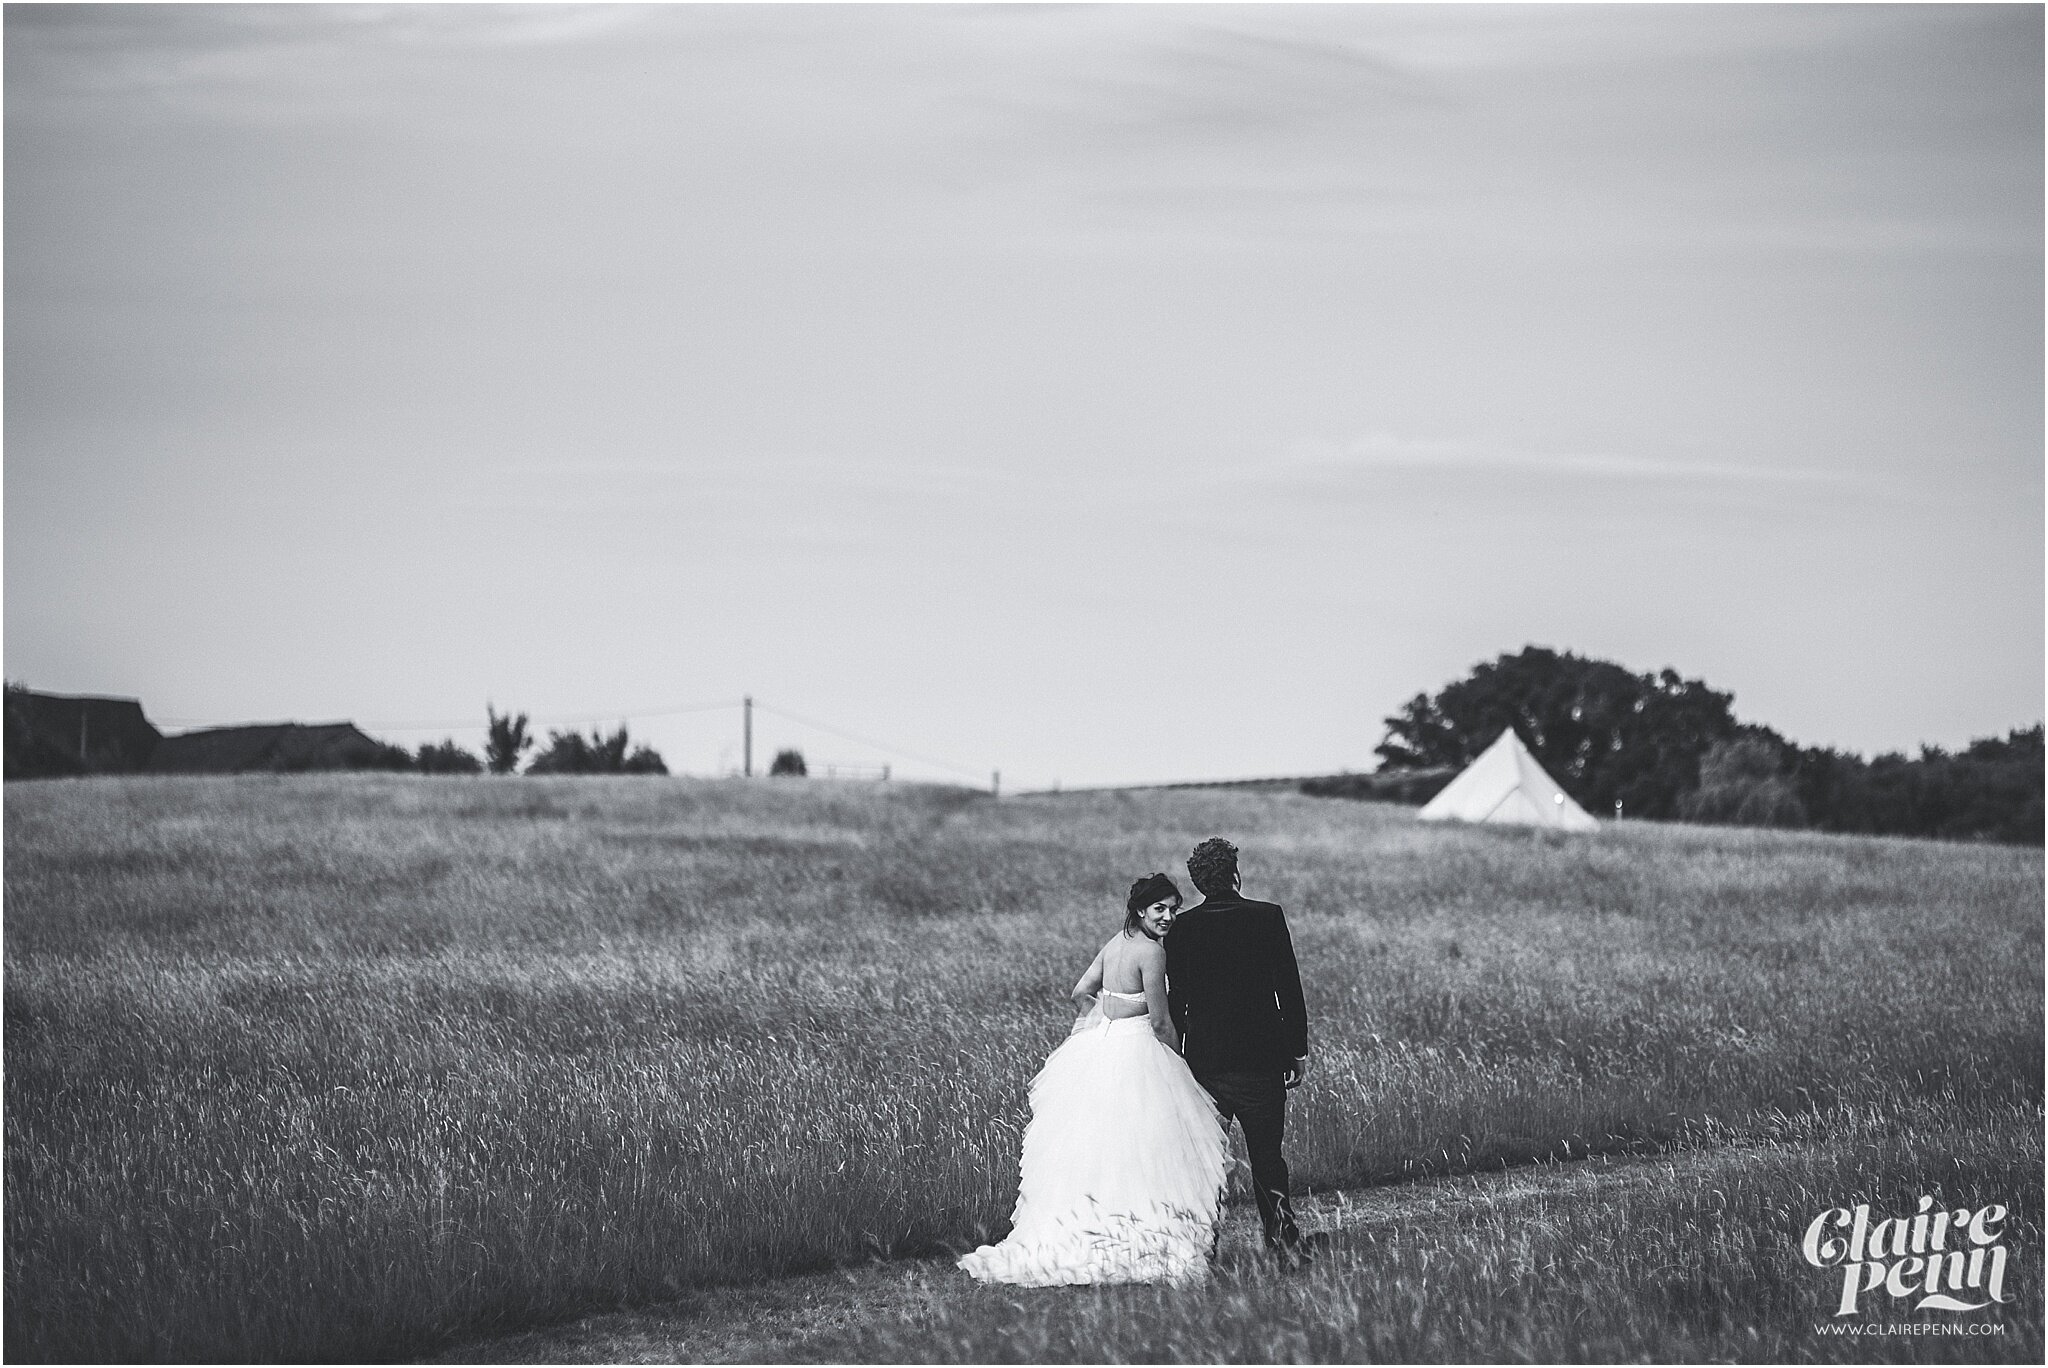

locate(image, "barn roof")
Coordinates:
5 690 164 776
148 722 384 773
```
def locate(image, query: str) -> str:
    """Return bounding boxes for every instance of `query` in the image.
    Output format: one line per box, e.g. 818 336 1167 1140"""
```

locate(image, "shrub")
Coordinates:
1677 738 1808 828
1300 768 1455 805
416 740 484 775
528 725 667 775
484 707 532 775
1794 728 2044 844
623 745 668 776
362 741 418 773
769 748 807 777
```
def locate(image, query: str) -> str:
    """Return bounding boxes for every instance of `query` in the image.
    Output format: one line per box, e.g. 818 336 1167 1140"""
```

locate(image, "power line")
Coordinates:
152 694 996 786
752 701 990 782
484 699 742 730
155 699 743 732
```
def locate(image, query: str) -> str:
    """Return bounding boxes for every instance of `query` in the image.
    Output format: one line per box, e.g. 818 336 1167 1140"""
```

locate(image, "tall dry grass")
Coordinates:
4 775 2040 1361
803 1099 2041 1364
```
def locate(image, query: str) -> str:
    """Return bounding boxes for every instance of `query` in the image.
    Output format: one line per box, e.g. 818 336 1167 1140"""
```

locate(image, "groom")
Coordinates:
1166 836 1312 1262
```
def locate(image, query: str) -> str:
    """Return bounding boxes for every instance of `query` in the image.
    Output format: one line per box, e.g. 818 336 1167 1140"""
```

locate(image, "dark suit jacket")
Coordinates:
1165 892 1308 1075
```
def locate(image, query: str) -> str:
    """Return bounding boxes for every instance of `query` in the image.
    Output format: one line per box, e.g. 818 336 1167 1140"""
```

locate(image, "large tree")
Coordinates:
1376 646 1739 819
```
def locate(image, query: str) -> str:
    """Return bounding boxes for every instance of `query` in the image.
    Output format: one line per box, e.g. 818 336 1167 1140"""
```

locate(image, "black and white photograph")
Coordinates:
3 2 2042 1363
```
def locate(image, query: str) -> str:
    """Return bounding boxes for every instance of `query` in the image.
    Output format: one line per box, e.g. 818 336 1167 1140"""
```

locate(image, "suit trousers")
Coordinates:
1195 1068 1300 1246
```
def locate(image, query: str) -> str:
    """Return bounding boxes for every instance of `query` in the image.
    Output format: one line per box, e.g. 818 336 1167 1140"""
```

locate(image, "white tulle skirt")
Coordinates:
958 1013 1230 1286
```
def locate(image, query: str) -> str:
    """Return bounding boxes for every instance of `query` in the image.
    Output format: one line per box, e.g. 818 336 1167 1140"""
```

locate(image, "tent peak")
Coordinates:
1417 729 1599 832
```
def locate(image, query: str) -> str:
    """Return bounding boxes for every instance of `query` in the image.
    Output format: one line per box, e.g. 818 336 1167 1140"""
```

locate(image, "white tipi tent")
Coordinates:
1417 729 1600 832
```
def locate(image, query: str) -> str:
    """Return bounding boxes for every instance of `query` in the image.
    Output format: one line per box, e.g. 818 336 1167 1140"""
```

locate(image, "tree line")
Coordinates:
409 707 669 775
1351 646 2042 844
265 708 676 776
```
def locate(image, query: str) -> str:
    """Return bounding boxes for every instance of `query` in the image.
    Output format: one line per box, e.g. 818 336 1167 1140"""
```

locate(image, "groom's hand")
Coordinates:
1283 1055 1309 1089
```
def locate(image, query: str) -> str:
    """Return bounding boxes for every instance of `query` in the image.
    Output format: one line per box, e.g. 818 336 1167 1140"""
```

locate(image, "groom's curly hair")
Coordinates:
1186 837 1240 897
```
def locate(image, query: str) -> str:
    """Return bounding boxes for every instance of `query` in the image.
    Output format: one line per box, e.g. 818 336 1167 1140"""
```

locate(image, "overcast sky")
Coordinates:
5 2 2041 787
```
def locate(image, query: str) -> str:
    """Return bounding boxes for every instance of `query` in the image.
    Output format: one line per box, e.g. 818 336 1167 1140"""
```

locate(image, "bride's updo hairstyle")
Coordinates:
1122 872 1181 936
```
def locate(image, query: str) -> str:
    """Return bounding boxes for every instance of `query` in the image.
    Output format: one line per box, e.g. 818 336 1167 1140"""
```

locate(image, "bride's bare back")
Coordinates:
1074 933 1175 1042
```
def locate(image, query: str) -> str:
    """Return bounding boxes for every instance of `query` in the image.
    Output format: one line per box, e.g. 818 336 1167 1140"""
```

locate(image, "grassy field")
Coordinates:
4 775 2041 1362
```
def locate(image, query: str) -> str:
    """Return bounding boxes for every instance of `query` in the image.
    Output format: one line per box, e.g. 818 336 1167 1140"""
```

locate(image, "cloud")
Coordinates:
1268 433 1856 489
972 4 2038 256
2 3 656 129
463 455 1034 539
10 4 2030 262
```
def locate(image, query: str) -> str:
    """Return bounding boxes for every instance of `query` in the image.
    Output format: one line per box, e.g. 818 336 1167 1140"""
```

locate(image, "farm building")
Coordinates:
148 722 398 774
5 685 409 778
4 689 164 778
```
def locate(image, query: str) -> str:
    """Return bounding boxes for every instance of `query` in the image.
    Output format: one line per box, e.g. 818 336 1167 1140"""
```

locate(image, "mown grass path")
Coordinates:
430 1146 1841 1364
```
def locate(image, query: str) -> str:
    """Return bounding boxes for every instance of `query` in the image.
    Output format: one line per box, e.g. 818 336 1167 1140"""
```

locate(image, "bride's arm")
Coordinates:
1137 941 1180 1053
1070 946 1106 1019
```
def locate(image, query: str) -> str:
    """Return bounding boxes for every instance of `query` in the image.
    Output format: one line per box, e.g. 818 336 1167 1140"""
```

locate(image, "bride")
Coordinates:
958 873 1231 1286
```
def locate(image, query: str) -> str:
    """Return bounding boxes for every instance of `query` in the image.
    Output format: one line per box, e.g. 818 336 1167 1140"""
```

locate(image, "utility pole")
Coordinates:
79 709 88 765
743 696 753 777
992 769 1000 797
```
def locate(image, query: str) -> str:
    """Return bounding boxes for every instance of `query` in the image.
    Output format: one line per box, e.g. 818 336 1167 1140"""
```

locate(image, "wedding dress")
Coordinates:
957 988 1231 1286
